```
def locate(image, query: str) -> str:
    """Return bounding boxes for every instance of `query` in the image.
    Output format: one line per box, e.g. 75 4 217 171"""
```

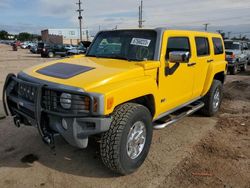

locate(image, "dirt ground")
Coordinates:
0 44 249 188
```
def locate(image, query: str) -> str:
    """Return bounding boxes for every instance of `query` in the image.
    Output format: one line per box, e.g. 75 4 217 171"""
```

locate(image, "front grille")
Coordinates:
18 82 37 102
42 88 90 114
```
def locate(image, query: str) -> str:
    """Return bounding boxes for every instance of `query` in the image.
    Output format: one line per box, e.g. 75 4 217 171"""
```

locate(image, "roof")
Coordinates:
101 27 221 37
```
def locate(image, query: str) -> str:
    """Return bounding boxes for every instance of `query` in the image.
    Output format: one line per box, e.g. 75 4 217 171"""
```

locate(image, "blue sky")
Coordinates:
1 0 250 38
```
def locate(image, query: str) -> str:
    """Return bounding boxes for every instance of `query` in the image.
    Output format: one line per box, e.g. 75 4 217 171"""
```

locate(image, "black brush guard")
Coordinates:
2 74 96 148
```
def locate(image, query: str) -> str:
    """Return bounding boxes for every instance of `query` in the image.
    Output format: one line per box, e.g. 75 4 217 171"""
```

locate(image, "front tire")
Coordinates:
201 80 223 117
48 52 54 58
229 64 238 75
100 103 153 175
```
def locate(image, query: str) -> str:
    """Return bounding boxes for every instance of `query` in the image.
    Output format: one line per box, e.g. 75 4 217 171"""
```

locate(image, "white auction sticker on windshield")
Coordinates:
131 38 151 47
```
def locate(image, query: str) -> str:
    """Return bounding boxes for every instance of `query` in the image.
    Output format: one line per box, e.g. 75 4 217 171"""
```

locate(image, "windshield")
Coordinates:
224 42 240 50
87 30 157 61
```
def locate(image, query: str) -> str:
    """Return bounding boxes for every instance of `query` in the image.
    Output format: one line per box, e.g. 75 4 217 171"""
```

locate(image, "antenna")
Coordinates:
76 0 83 41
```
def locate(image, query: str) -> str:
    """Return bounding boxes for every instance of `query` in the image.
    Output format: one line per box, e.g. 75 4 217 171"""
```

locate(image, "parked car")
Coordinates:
30 45 38 54
243 41 250 65
67 45 87 56
41 44 68 58
3 29 227 175
11 41 21 47
64 44 77 50
21 42 36 49
224 40 248 74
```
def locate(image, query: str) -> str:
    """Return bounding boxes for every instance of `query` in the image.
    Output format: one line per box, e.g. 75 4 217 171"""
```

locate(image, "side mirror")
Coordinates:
168 51 190 63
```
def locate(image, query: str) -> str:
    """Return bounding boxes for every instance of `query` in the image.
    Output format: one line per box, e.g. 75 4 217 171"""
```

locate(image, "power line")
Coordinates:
76 0 83 41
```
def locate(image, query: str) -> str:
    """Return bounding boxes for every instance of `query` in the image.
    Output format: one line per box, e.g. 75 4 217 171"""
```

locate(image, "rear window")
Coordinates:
212 38 224 55
166 37 190 59
195 37 210 56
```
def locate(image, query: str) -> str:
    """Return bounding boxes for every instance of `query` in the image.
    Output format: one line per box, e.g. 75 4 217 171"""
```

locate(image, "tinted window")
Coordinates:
213 38 224 55
166 37 190 58
195 37 210 56
224 41 240 50
87 30 157 61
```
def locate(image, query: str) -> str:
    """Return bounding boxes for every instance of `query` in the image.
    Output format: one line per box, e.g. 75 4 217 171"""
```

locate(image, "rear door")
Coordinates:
192 36 212 97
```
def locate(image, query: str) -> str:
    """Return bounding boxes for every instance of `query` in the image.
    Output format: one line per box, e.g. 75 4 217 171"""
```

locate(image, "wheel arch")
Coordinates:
127 94 156 118
214 71 226 84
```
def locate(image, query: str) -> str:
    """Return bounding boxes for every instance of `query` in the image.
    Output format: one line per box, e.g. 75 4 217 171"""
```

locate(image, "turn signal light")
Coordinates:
107 97 114 110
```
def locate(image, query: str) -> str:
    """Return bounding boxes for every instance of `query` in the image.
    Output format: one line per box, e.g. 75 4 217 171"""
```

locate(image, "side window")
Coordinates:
212 38 224 55
166 37 190 59
195 37 210 56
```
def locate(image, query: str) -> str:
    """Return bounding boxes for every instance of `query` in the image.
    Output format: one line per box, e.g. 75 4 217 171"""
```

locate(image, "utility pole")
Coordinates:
203 23 210 31
86 29 89 41
76 0 83 41
138 0 144 28
216 30 223 34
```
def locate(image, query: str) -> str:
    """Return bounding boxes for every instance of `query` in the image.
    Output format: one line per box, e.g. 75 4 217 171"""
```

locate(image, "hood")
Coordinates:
22 57 148 91
225 49 241 56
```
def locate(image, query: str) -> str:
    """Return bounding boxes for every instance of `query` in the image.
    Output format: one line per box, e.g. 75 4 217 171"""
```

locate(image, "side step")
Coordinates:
154 101 205 130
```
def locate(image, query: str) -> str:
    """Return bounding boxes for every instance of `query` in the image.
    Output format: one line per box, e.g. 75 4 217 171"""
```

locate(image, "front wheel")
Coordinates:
100 103 153 175
201 80 223 117
48 52 54 58
229 64 238 75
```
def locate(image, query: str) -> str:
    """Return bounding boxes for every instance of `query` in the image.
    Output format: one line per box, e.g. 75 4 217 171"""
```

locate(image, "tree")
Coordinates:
17 32 33 41
0 30 9 40
17 32 41 41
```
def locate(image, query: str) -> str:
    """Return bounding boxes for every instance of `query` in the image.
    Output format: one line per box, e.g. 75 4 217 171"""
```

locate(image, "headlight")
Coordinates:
60 93 72 109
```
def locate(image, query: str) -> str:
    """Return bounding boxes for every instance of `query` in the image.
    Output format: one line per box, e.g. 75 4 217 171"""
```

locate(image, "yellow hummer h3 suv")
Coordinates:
3 28 227 175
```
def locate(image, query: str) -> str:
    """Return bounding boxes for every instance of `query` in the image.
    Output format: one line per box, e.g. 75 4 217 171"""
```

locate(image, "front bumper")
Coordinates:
2 73 111 148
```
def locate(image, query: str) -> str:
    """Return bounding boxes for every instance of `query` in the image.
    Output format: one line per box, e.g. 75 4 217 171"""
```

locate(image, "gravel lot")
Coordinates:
0 44 249 188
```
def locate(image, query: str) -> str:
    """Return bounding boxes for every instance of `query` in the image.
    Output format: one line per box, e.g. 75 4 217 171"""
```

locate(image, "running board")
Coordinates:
154 101 204 130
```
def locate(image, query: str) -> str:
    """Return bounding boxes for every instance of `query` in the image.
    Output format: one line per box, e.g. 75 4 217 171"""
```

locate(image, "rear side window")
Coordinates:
166 37 190 58
212 38 224 55
195 37 210 56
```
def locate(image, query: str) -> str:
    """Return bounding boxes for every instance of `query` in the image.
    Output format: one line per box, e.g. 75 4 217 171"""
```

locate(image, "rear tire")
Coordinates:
241 62 247 72
201 80 223 117
100 103 153 175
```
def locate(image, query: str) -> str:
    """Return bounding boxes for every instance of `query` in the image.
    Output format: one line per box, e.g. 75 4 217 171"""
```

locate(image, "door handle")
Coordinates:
207 59 214 63
188 62 196 67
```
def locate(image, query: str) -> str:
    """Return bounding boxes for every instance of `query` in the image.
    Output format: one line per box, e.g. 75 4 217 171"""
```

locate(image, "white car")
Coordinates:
224 40 248 74
21 42 36 49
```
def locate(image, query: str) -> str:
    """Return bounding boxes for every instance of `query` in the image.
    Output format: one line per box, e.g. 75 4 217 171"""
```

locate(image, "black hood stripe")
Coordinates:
36 62 94 79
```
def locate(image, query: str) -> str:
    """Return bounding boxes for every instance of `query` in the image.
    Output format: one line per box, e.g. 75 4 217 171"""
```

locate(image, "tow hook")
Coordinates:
14 116 21 128
42 133 56 154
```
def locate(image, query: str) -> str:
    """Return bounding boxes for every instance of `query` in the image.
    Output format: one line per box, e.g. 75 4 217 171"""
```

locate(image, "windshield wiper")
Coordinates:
86 54 143 61
108 55 144 62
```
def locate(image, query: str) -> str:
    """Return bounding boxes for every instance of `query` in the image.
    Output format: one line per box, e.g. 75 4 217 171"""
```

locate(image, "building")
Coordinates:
41 28 90 45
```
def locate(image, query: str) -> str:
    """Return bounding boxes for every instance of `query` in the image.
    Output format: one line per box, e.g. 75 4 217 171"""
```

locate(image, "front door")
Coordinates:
159 34 196 114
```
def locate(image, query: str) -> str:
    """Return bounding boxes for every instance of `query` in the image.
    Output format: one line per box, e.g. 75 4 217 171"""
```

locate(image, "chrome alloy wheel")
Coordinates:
126 121 146 160
213 88 220 109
